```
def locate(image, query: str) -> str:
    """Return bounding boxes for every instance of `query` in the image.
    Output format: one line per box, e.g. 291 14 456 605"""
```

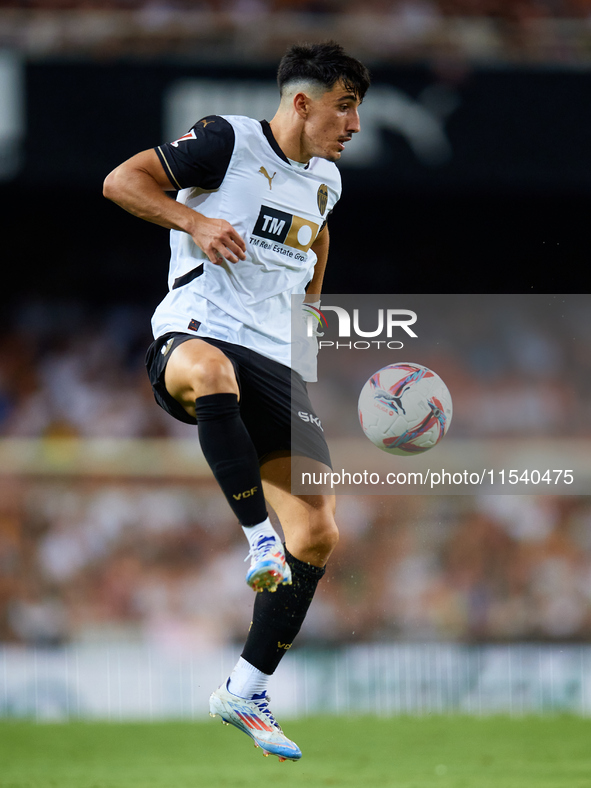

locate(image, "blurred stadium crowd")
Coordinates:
1 477 591 649
0 297 588 440
3 0 591 63
0 298 590 649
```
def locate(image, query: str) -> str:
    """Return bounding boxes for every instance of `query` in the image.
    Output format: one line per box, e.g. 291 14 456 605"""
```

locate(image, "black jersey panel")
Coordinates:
259 120 290 164
155 115 235 191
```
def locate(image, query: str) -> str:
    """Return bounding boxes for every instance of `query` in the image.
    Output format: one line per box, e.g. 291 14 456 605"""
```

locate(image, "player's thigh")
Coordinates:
260 452 338 568
164 338 239 417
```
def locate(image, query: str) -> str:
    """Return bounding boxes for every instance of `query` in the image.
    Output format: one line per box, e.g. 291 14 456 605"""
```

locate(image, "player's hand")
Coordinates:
190 215 246 265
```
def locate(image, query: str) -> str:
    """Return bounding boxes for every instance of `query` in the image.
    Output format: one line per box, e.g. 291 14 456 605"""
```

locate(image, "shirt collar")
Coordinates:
259 120 309 169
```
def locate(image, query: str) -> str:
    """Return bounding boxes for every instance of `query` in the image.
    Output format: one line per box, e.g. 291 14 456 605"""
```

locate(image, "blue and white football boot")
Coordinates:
209 680 302 762
244 533 292 593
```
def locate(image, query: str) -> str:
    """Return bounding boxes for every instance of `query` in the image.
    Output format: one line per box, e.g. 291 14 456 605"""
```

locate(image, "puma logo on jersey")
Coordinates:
200 118 215 127
259 166 276 190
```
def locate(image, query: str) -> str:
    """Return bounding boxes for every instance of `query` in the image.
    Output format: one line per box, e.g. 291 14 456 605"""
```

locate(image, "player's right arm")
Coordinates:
103 126 246 265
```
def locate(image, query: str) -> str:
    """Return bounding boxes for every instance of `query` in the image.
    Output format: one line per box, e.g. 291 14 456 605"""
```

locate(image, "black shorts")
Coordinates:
145 332 332 468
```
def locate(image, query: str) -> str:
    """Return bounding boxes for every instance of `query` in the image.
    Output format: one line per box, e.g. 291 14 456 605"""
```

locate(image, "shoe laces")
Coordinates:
244 534 280 564
251 693 282 731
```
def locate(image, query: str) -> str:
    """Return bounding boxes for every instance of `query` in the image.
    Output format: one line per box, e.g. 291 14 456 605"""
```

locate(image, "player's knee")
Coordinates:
190 355 237 397
308 510 339 560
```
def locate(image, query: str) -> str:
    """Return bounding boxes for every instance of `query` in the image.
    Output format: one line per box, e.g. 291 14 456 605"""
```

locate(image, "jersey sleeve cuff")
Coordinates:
155 146 183 190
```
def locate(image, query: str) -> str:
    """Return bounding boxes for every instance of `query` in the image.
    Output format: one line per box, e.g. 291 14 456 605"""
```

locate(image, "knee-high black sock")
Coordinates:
241 547 326 674
195 393 267 526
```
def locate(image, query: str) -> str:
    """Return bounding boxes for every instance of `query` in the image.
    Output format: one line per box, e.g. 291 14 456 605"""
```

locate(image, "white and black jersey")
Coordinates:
151 115 341 380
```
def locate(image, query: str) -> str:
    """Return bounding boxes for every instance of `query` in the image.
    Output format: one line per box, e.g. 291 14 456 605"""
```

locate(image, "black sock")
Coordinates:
195 393 267 526
241 547 326 674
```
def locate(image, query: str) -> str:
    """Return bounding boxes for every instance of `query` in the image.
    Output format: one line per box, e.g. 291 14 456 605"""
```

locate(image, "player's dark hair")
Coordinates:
277 41 370 100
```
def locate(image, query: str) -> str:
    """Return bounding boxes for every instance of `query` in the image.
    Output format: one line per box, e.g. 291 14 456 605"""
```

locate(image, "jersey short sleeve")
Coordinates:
155 115 235 191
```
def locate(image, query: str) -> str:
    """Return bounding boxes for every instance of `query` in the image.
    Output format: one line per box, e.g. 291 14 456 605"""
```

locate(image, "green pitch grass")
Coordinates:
1 716 591 788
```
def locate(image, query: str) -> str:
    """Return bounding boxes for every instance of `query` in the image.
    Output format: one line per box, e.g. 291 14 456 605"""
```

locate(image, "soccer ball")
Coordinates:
358 363 452 455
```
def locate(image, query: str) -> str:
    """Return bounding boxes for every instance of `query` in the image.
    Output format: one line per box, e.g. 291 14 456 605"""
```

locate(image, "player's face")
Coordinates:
304 81 361 162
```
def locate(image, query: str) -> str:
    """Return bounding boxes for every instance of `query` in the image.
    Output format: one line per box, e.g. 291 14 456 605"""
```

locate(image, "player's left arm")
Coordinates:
305 224 330 303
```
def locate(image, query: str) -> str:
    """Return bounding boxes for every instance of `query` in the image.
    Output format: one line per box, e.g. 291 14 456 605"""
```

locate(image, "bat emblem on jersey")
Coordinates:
317 184 328 215
259 166 276 190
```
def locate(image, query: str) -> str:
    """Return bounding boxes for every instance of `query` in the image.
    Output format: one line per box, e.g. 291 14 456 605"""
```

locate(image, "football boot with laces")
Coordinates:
244 534 292 592
209 680 301 762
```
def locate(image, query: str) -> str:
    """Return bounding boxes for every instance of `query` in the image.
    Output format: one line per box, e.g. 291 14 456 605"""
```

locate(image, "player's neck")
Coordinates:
268 115 311 165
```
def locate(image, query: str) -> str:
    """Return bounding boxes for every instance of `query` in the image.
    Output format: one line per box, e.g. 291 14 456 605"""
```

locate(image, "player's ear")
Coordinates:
293 91 311 119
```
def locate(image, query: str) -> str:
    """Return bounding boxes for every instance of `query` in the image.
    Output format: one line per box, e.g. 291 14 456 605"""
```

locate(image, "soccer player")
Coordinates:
103 41 370 761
